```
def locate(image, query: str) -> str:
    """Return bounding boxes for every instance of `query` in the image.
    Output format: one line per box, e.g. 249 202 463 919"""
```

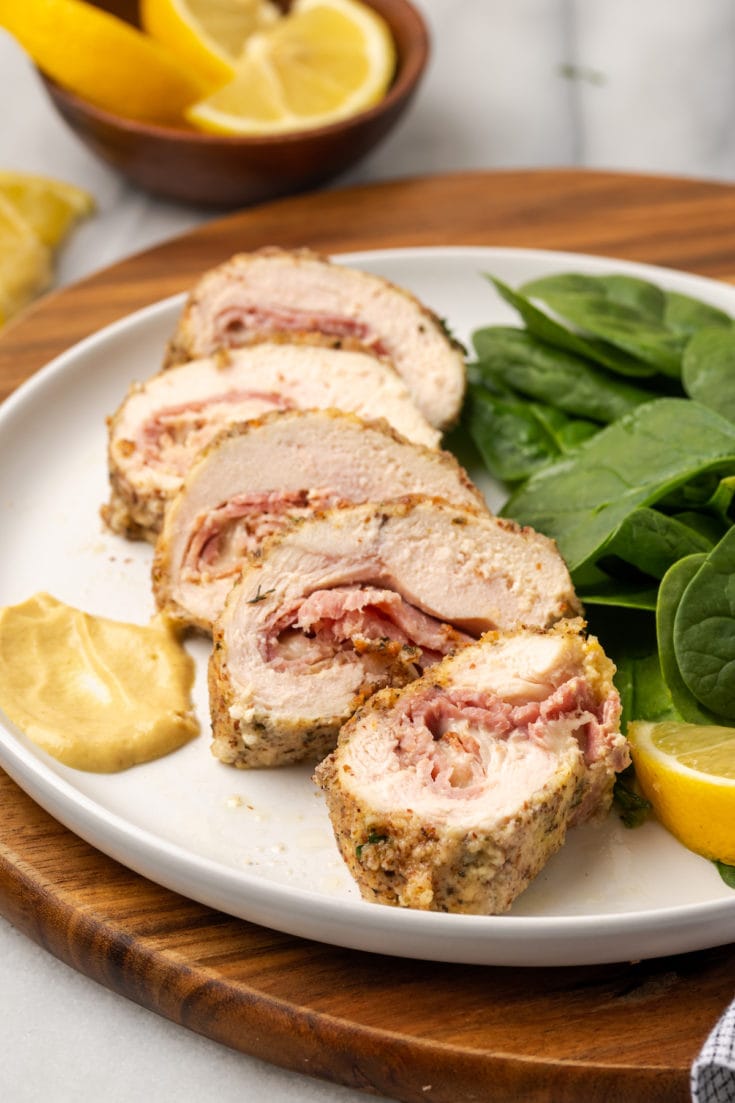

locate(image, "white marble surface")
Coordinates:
1 1 732 1099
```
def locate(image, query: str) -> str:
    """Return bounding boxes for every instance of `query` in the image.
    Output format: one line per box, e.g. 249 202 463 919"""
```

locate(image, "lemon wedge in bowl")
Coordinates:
141 0 281 89
0 0 205 123
627 719 735 863
186 0 397 136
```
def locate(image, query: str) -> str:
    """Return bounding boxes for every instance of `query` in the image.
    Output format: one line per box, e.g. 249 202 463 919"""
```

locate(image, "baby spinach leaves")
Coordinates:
519 272 690 376
504 401 735 728
656 555 719 725
487 276 652 376
522 272 667 320
471 326 652 423
672 528 735 720
503 398 735 575
682 327 735 423
463 266 735 757
664 291 732 336
465 272 735 498
463 383 595 484
599 507 714 581
585 604 676 725
613 770 653 828
714 860 735 888
579 581 659 611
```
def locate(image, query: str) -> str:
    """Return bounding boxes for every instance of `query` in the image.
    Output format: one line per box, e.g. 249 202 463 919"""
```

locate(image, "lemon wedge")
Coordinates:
0 193 53 324
627 720 735 863
141 0 281 89
0 173 94 324
0 172 94 249
186 0 396 136
0 0 206 124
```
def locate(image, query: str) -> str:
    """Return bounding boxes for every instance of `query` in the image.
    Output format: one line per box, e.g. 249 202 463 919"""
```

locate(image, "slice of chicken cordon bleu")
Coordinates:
208 498 581 769
315 620 627 914
153 409 486 633
103 342 439 541
163 247 466 430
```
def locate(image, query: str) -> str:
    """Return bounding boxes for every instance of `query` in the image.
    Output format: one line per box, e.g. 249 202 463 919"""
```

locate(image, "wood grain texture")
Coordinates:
1 169 734 1103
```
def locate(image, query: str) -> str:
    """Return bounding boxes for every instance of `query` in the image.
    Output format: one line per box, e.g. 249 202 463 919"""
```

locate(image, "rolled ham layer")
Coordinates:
315 621 627 914
208 498 581 769
163 247 467 430
103 342 440 541
153 409 486 632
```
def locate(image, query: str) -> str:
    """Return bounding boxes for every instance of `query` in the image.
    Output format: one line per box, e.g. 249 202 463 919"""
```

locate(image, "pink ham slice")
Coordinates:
264 585 474 673
102 342 440 542
208 498 581 768
315 621 628 914
163 247 467 430
153 409 486 632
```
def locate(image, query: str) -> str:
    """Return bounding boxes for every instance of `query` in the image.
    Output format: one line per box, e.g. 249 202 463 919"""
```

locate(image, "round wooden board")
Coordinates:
1 170 734 1103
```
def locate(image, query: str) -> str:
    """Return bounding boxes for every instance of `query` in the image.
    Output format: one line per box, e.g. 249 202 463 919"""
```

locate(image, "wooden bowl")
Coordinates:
39 0 430 208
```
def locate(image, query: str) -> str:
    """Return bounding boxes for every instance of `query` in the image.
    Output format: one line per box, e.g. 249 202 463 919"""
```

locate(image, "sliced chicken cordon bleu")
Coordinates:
153 409 486 633
163 247 466 430
103 342 440 541
208 498 581 768
315 621 627 914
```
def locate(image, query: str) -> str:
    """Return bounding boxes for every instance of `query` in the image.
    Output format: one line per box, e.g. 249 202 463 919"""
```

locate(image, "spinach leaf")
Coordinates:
442 414 485 466
682 327 735 423
656 471 727 515
471 326 653 423
466 359 514 397
519 272 690 376
672 510 728 546
664 291 733 336
714 861 735 889
520 275 733 336
522 272 666 321
705 475 735 524
578 581 659 611
673 528 735 719
587 604 676 724
486 276 654 377
657 554 726 724
557 418 600 451
463 383 596 483
595 275 667 320
502 398 735 575
622 650 679 723
612 655 635 730
601 507 714 580
613 772 653 828
519 291 686 377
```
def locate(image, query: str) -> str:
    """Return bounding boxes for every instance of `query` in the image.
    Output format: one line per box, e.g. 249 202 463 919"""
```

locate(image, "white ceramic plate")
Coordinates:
1 246 734 968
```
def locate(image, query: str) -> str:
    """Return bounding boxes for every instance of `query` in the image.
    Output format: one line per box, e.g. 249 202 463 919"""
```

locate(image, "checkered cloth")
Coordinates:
692 999 735 1102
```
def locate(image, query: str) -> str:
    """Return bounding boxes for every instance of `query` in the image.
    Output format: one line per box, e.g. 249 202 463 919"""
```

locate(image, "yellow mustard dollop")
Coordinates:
0 592 199 771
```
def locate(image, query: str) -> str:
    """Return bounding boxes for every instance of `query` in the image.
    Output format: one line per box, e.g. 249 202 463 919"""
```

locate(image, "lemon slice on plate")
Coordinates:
627 719 735 863
141 0 281 89
186 0 397 136
0 172 94 249
0 0 206 123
